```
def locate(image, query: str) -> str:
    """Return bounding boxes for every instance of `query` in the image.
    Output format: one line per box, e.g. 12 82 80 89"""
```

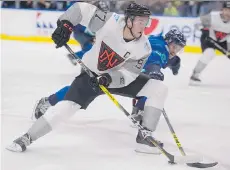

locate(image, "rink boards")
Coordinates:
0 8 223 55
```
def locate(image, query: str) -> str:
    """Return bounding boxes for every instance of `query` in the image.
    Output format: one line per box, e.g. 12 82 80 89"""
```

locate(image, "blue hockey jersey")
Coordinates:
143 35 169 71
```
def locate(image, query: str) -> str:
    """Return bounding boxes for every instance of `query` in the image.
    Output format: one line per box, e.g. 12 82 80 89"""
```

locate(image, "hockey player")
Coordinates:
32 24 179 120
190 1 230 82
6 2 185 154
131 33 182 121
33 30 182 121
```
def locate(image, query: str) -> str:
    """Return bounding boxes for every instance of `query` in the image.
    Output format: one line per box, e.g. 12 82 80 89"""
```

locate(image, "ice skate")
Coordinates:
130 98 144 128
6 133 32 152
32 97 51 120
135 130 163 154
189 72 202 86
190 72 201 82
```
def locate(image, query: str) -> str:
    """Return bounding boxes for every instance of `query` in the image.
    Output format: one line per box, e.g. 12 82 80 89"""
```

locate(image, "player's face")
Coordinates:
222 8 230 21
168 42 184 58
131 16 149 38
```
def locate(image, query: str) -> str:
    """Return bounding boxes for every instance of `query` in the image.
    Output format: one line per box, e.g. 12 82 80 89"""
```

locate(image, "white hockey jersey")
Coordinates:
59 2 152 88
195 11 230 50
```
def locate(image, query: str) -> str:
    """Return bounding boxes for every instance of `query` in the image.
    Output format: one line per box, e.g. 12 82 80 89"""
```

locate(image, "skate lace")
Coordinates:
142 130 161 144
142 129 152 138
132 107 144 118
136 110 144 116
17 134 31 146
40 100 51 113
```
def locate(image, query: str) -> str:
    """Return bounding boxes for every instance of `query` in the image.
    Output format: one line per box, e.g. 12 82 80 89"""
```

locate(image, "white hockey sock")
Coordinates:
28 101 81 141
193 60 207 76
193 48 215 76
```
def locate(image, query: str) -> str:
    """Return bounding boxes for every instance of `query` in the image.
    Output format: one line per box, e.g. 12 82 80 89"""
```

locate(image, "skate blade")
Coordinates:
135 143 161 155
189 79 201 86
6 143 23 152
187 162 218 168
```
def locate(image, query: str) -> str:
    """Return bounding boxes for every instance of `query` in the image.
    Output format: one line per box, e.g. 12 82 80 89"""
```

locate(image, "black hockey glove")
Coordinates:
206 37 230 59
149 70 164 81
89 73 112 89
52 20 73 48
167 56 181 75
144 64 164 81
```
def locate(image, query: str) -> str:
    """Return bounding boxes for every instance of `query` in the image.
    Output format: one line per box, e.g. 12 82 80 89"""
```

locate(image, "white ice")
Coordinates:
1 40 230 170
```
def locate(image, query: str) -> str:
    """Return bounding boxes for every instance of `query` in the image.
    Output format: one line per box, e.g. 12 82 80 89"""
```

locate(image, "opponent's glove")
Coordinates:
167 56 181 75
144 64 164 81
149 70 164 81
52 20 73 48
89 73 112 88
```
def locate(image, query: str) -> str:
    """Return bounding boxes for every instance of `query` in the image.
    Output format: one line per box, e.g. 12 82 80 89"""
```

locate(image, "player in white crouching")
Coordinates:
6 2 185 155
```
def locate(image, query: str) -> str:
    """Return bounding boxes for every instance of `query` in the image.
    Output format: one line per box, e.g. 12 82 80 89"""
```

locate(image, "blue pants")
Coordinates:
48 86 70 106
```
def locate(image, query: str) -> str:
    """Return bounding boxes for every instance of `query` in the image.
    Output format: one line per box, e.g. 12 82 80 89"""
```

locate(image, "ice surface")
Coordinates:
1 41 230 170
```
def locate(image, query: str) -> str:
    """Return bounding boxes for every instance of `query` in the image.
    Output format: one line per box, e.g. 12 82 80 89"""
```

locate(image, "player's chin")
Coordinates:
134 32 142 38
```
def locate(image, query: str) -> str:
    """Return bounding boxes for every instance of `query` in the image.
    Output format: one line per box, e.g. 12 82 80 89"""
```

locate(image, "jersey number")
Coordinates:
135 59 145 69
95 13 106 22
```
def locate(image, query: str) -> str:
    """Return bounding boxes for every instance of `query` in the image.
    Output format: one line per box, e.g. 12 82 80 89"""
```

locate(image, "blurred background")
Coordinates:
1 0 225 17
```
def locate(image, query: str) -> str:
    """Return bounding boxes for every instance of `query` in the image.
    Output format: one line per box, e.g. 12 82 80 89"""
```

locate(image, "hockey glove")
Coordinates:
167 56 181 75
144 64 164 81
89 73 112 89
52 20 73 48
149 70 164 81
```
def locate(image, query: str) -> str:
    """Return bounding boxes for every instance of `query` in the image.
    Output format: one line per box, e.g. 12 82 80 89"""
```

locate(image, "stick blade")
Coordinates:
187 162 218 168
174 155 203 164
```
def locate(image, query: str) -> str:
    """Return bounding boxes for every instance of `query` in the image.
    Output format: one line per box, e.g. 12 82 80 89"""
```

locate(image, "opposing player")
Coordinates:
131 31 182 121
6 2 185 154
190 1 230 82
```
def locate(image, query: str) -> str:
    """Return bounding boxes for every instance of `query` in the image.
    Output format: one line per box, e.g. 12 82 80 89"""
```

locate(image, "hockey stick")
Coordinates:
66 53 78 65
162 109 218 168
207 37 229 56
64 44 202 165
